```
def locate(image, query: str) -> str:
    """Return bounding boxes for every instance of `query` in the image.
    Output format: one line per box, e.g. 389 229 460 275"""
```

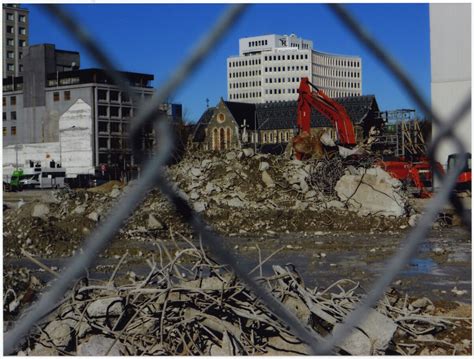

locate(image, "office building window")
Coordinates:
7 26 14 34
7 38 14 46
10 96 16 106
98 106 108 117
7 13 14 21
3 97 6 106
3 127 7 136
53 92 60 102
19 27 26 35
3 113 6 121
19 14 26 22
64 91 71 101
7 51 14 59
98 121 108 133
122 107 131 118
11 111 16 121
7 64 14 72
11 126 16 136
19 40 26 47
98 89 107 101
110 91 119 102
110 106 119 117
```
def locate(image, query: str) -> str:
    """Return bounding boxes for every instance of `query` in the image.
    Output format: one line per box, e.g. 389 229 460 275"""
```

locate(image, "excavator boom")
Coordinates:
297 77 356 145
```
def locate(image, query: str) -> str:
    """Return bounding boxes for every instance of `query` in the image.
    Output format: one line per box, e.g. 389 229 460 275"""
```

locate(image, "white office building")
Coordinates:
227 34 362 103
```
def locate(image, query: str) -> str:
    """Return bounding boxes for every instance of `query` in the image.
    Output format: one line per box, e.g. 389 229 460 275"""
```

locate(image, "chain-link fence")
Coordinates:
3 3 471 355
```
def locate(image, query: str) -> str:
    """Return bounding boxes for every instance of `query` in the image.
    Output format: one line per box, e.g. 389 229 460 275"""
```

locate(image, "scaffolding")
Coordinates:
378 109 426 158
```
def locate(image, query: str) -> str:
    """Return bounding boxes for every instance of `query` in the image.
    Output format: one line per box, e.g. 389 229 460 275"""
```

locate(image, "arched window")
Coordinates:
220 128 225 151
213 128 219 151
226 128 231 149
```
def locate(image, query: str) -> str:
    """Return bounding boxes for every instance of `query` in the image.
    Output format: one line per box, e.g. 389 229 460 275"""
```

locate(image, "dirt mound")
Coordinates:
87 180 123 193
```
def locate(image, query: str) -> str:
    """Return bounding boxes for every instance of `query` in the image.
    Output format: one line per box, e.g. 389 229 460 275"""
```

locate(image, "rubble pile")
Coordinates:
166 149 408 217
9 245 471 356
2 150 418 258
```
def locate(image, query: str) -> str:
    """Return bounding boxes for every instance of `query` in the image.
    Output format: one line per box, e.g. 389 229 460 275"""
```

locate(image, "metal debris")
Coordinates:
9 242 470 356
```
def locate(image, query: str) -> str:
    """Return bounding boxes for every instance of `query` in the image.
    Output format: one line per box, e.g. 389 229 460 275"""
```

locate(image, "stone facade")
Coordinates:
204 101 241 151
193 95 380 154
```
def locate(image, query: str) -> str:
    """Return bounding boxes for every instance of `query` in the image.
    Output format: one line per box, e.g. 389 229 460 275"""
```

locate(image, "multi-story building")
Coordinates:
3 4 29 78
3 43 182 179
227 34 362 104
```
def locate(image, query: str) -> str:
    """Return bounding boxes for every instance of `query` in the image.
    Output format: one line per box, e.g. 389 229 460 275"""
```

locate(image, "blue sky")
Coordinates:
27 3 431 122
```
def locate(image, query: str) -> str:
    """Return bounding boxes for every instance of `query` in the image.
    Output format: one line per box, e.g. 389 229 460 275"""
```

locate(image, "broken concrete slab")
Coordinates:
335 167 406 217
259 161 270 171
31 204 50 219
147 214 165 230
77 335 123 356
242 148 255 157
335 308 397 355
87 211 100 222
86 297 124 318
261 170 275 188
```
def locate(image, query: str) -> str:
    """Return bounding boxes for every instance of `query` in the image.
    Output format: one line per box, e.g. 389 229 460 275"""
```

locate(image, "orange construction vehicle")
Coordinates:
291 78 444 198
447 153 471 192
378 158 445 198
292 77 357 160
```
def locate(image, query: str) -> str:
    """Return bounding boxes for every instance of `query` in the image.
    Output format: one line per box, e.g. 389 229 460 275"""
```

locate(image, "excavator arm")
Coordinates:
297 77 356 145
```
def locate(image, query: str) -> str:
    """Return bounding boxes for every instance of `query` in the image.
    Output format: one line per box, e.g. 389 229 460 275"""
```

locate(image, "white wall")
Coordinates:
430 3 471 167
2 98 95 178
59 98 95 177
3 142 60 178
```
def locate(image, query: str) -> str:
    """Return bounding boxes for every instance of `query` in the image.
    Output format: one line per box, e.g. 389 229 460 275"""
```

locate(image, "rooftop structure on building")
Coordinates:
3 3 29 78
227 34 362 104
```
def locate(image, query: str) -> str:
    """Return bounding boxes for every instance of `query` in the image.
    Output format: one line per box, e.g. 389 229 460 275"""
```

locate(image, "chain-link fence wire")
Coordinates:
3 3 471 355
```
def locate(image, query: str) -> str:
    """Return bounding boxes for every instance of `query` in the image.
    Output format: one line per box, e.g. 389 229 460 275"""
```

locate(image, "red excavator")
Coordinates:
292 77 357 160
378 158 445 198
291 77 442 198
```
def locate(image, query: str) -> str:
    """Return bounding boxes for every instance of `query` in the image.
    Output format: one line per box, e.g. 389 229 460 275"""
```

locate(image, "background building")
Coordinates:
227 34 362 104
3 43 182 179
430 3 471 168
3 3 29 78
192 95 380 153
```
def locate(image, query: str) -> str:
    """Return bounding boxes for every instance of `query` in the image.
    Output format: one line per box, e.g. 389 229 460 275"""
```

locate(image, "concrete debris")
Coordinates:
335 167 407 217
109 188 121 198
261 170 275 188
77 335 124 356
259 161 270 171
147 214 165 230
86 297 124 318
31 204 50 219
87 211 100 222
242 148 255 157
10 246 469 356
190 167 202 177
409 214 421 227
193 201 206 213
2 151 434 261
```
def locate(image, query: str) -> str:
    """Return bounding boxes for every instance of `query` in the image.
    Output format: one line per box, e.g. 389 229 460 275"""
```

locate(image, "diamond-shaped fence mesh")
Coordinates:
3 3 470 355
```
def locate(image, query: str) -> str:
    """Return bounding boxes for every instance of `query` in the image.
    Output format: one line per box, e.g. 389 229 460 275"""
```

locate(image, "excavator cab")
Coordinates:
447 153 471 191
